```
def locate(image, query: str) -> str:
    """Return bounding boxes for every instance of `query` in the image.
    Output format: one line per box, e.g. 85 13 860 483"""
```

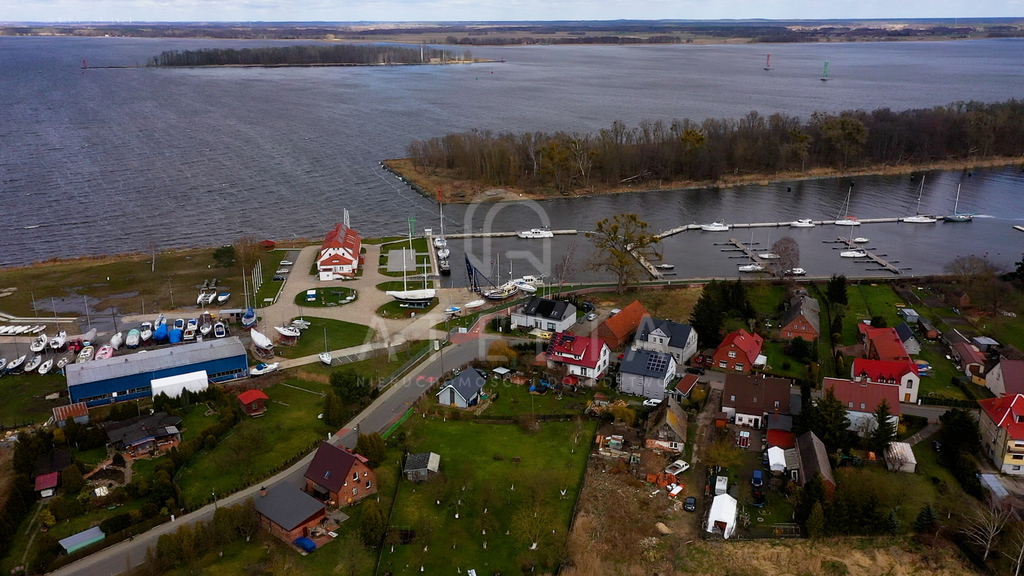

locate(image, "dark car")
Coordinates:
751 490 766 507
686 366 705 375
272 275 286 281
752 470 763 487
580 302 595 312
761 452 769 466
683 496 697 512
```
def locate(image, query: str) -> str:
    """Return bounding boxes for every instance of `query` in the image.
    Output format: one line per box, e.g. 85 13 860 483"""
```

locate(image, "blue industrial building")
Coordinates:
66 337 249 407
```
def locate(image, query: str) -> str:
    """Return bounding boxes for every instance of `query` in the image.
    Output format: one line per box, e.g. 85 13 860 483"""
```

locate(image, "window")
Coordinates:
728 351 736 359
353 471 358 480
1014 466 1022 471
906 381 912 389
848 402 853 408
1014 455 1024 461
860 403 866 410
730 395 736 402
719 360 727 368
734 364 743 371
366 480 371 488
353 488 357 495
774 401 780 408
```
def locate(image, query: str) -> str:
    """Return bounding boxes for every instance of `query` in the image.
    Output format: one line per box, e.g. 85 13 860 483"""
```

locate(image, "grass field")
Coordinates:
381 418 596 575
482 380 595 417
917 347 968 400
296 340 432 382
759 340 810 380
585 285 702 323
856 283 905 328
0 373 69 427
293 287 356 308
376 299 438 320
175 380 333 508
746 284 787 317
840 284 871 346
273 317 375 359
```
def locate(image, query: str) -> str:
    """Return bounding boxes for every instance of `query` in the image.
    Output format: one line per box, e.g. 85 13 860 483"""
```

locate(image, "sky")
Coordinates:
2 0 1022 24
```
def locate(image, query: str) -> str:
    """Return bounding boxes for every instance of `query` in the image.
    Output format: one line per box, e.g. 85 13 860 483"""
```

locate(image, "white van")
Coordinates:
715 476 728 496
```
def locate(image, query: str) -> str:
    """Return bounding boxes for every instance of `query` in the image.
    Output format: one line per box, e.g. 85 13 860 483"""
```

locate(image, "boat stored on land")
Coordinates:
76 346 94 363
56 355 71 370
30 333 48 353
37 358 53 375
217 292 231 303
139 323 153 343
274 325 301 338
7 355 26 371
386 289 437 304
483 282 520 301
168 328 183 344
213 322 227 338
109 332 123 350
241 307 257 329
24 355 42 372
49 331 67 351
95 345 114 360
126 329 140 349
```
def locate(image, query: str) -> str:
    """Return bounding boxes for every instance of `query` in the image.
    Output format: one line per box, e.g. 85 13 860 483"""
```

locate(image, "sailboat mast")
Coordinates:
954 183 961 213
916 175 926 214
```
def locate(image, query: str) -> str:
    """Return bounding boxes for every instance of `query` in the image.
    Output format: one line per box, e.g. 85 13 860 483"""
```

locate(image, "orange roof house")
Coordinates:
712 329 764 373
238 389 270 417
861 326 911 362
597 301 650 349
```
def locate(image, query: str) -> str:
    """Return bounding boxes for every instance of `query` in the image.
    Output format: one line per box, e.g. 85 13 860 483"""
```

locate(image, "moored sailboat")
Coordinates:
943 183 973 222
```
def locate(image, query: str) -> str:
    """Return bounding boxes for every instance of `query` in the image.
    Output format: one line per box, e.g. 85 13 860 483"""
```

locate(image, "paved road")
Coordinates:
51 335 496 576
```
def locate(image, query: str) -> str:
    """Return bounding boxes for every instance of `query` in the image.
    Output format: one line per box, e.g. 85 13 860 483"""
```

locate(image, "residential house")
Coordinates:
511 297 577 333
304 442 377 506
404 452 441 483
673 373 700 401
316 222 361 281
645 397 688 453
436 369 487 409
985 358 1024 397
712 329 765 373
632 316 698 370
795 431 836 495
779 294 820 341
948 290 971 308
547 333 611 384
237 389 270 417
597 300 649 349
978 395 1024 475
721 374 792 428
861 326 911 363
34 472 59 498
953 342 989 385
824 377 901 436
618 349 677 401
102 412 182 458
894 322 922 356
851 358 920 404
52 403 89 428
255 484 326 543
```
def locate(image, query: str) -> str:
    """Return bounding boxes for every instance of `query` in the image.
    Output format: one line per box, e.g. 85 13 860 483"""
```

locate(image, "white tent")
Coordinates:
768 446 787 473
151 370 208 399
705 494 738 539
884 442 917 473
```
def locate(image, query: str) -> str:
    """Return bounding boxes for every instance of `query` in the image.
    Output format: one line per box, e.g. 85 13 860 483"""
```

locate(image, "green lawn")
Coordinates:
296 340 432 382
179 403 221 442
45 499 149 543
856 283 904 328
293 287 357 308
253 251 292 306
381 418 596 575
747 284 787 318
982 314 1024 353
840 285 871 346
175 380 333 508
75 446 109 469
759 341 810 380
917 347 968 400
380 238 428 254
0 373 69 427
376 299 438 320
274 317 375 359
482 380 594 417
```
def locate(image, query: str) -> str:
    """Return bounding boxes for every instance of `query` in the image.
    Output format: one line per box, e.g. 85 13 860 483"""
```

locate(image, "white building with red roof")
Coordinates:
547 332 610 385
851 358 920 404
824 377 900 436
978 394 1024 476
317 222 361 280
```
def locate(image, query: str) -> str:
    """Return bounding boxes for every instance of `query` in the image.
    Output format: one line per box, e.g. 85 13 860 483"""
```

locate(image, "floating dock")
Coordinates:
726 238 778 278
834 237 901 274
657 218 905 240
446 229 578 239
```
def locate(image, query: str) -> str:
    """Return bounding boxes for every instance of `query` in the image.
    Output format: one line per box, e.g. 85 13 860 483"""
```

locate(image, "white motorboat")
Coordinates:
464 299 486 309
186 318 199 331
250 329 274 350
433 236 447 249
274 325 301 338
7 355 25 371
514 281 538 294
656 264 675 270
203 292 217 305
139 322 153 343
790 219 816 228
517 228 554 239
37 358 54 375
757 252 780 260
109 331 123 350
701 221 730 232
76 346 94 363
213 321 227 338
196 292 207 305
437 246 450 260
784 268 807 276
30 333 48 353
126 329 140 349
199 312 213 337
183 328 197 342
173 318 186 331
217 292 231 303
853 238 869 244
249 362 280 377
291 319 311 330
23 355 42 372
840 250 867 258
95 345 114 360
386 289 437 304
56 355 71 370
738 263 764 273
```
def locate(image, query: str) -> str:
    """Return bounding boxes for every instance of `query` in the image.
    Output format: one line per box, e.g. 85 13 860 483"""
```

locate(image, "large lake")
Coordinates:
1 37 1023 283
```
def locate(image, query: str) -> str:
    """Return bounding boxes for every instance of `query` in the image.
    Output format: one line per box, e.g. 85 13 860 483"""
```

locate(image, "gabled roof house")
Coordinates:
618 349 677 401
779 295 820 341
712 329 764 373
304 442 377 506
547 333 611 384
824 377 900 436
317 223 361 280
633 316 698 371
852 358 920 404
721 374 792 428
436 369 487 409
978 395 1024 476
511 297 577 333
597 300 649 349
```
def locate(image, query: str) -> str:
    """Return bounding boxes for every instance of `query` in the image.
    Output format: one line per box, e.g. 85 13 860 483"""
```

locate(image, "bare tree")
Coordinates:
944 255 1003 291
235 235 262 272
586 214 659 294
770 236 800 278
1003 523 1024 576
961 500 1012 561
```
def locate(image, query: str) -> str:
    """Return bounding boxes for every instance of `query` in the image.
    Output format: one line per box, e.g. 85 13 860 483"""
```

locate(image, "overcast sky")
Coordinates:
4 0 1021 23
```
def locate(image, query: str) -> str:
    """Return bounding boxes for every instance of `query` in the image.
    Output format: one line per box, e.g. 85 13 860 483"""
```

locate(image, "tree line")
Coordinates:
150 44 467 67
405 98 1024 193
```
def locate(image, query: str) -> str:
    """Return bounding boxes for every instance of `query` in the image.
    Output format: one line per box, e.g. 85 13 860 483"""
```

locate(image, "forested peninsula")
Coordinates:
149 44 473 67
397 99 1024 201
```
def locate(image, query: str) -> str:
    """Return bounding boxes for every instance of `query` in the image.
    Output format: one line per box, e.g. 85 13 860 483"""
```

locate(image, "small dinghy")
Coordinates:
217 292 230 303
24 355 43 372
37 358 54 375
213 322 227 338
95 345 114 360
126 329 140 349
30 333 48 353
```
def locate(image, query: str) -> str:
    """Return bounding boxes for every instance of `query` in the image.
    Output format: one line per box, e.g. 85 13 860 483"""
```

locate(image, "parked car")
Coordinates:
683 496 697 512
643 398 662 408
280 260 294 266
586 312 598 321
751 490 766 507
249 362 280 377
580 302 595 312
665 459 690 476
609 308 621 316
761 452 769 466
686 366 705 375
752 470 763 487
272 275 286 281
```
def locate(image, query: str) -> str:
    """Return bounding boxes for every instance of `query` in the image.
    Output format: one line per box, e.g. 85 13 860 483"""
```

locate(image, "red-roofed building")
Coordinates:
862 326 911 363
978 395 1024 475
597 300 649 349
237 389 270 417
766 430 796 449
317 223 362 280
712 329 764 373
52 402 89 428
34 471 59 497
304 442 377 506
986 359 1024 398
851 358 920 403
824 377 901 436
547 332 610 384
952 342 988 384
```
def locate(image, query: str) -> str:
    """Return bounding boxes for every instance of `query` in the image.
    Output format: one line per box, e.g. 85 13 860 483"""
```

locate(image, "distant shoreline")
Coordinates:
385 156 1024 204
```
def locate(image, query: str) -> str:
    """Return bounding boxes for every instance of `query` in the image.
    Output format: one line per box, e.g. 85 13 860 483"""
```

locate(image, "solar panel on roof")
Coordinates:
645 353 669 374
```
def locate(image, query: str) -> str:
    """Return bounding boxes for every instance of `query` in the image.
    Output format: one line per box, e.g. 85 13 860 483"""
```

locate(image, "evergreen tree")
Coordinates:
61 464 85 495
914 504 938 534
807 503 826 538
814 387 851 453
795 473 826 523
690 281 725 349
323 391 346 428
869 398 897 456
885 509 901 535
355 433 387 468
359 500 387 547
826 274 848 305
331 368 370 404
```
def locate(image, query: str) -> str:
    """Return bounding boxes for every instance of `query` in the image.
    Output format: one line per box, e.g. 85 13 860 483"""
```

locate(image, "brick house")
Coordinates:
824 377 901 436
779 294 820 341
851 358 920 404
597 300 649 349
255 484 326 543
860 326 911 363
721 373 792 428
712 329 764 373
304 442 377 506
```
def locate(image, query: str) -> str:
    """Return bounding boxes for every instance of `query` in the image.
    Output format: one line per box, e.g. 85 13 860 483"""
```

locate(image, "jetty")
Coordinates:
834 237 901 274
1014 226 1024 233
727 238 778 278
656 218 903 240
446 230 578 239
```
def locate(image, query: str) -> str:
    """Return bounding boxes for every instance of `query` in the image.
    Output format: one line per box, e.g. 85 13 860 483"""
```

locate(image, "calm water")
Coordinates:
1 37 1023 283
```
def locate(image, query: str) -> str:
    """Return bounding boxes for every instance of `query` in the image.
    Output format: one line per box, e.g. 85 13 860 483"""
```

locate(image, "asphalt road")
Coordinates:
51 336 495 576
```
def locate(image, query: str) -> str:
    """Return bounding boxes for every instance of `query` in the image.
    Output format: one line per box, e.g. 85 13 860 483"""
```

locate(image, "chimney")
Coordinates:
260 486 267 497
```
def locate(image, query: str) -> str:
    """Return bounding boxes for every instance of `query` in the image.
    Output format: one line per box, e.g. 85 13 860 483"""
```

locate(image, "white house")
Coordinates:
317 223 361 281
547 333 610 385
436 370 487 409
632 317 698 372
985 358 1024 397
851 358 921 404
511 297 577 333
705 494 738 539
618 349 677 401
824 378 901 436
894 322 922 356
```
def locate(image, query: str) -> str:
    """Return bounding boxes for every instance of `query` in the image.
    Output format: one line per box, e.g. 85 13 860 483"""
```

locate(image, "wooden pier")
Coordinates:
727 238 777 277
656 218 904 240
1014 225 1024 233
446 229 578 239
835 237 901 274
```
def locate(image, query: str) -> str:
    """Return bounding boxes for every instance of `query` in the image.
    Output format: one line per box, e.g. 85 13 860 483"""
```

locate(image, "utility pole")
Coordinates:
168 277 174 309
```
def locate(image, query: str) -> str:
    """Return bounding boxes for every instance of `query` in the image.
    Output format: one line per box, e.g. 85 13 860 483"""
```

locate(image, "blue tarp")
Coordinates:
293 536 316 553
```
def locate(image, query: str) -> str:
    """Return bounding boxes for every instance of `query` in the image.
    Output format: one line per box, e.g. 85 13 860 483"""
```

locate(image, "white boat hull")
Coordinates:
387 289 437 303
319 352 332 366
840 251 867 258
790 220 816 228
